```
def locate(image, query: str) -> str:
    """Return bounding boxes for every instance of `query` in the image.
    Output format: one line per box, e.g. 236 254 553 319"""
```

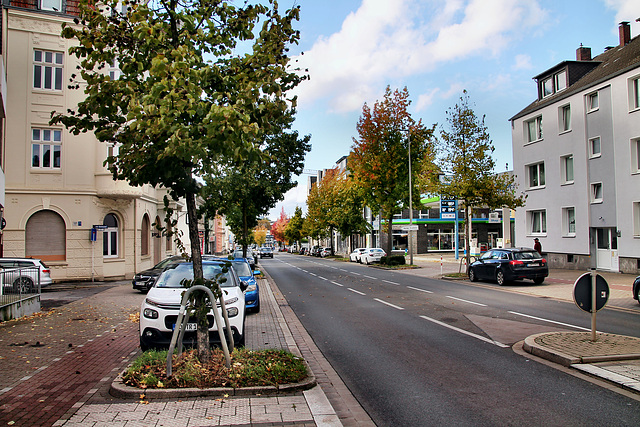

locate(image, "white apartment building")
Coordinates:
511 22 640 274
0 1 189 281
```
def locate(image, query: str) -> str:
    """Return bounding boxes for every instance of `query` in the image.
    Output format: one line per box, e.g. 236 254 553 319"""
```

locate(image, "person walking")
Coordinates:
533 238 542 255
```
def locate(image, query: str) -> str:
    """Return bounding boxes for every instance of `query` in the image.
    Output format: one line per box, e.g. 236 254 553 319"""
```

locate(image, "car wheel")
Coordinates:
140 339 150 352
236 317 246 347
636 286 640 305
468 268 478 282
13 277 34 293
496 270 506 286
365 257 370 265
533 277 545 285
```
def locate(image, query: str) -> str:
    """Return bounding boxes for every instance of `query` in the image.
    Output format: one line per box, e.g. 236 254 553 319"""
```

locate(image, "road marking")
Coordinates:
309 272 317 277
420 315 508 348
382 280 400 285
339 269 349 272
446 296 487 307
374 298 404 310
348 288 366 295
352 272 361 276
318 276 328 281
508 311 590 331
301 270 308 273
331 281 344 287
363 275 377 280
407 286 433 294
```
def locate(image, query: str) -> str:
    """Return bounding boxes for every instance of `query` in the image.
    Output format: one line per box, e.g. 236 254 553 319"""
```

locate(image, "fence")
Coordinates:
0 267 42 309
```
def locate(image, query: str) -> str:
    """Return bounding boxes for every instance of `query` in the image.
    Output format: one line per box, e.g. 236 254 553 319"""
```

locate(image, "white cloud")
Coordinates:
604 0 640 35
513 54 532 70
293 0 548 113
416 88 441 111
268 182 308 220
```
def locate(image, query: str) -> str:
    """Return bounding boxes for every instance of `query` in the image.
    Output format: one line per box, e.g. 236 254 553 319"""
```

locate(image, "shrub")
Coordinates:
381 255 406 266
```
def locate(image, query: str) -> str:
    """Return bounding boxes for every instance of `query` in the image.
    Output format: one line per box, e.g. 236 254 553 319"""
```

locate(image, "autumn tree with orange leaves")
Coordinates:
271 208 289 245
349 86 437 259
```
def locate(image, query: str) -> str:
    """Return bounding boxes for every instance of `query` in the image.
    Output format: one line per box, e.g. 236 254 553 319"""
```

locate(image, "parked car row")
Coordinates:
349 248 387 264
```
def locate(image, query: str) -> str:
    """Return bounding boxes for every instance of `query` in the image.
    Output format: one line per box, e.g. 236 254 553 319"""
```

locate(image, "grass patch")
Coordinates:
122 348 308 389
444 272 468 278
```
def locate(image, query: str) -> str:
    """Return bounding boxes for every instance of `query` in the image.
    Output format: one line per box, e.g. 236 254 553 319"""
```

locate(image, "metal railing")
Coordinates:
0 267 42 308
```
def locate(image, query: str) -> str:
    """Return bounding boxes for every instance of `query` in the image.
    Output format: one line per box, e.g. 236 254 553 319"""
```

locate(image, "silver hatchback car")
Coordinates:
0 258 53 293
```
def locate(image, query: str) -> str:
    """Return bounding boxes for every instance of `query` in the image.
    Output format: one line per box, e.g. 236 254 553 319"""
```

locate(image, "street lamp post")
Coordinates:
408 133 413 266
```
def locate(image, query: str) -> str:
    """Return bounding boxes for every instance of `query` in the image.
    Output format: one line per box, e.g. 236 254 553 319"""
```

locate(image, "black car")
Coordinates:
468 248 548 285
259 247 273 258
633 275 640 305
132 256 184 293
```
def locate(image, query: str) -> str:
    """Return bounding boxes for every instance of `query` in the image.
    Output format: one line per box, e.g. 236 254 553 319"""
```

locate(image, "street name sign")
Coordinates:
401 225 419 231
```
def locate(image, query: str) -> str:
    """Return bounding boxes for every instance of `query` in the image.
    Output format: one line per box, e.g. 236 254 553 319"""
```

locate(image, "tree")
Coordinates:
271 208 289 245
437 91 526 269
284 206 305 249
349 86 436 260
51 0 305 359
254 227 268 247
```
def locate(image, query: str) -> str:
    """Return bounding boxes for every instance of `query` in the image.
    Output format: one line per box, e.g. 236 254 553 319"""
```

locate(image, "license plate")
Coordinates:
173 323 197 331
529 262 540 267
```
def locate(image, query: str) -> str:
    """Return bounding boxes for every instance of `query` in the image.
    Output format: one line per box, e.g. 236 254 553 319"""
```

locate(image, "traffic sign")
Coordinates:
401 225 419 231
93 224 108 230
440 199 457 219
573 272 609 313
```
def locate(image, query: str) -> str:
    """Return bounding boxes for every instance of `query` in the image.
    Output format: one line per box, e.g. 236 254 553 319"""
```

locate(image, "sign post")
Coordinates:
573 270 609 342
440 199 459 259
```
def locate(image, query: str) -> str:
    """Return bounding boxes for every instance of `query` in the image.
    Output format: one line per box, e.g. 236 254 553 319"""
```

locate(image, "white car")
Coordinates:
349 248 367 263
0 258 53 293
139 260 247 351
361 248 386 265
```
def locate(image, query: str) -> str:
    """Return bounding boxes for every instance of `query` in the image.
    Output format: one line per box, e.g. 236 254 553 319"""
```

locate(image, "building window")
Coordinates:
559 104 571 132
525 116 543 143
141 214 150 256
589 136 601 158
562 207 576 236
109 59 122 80
632 138 640 174
555 70 567 92
634 202 640 237
561 155 574 184
26 210 66 261
591 182 603 203
542 77 553 97
31 128 62 169
629 76 640 111
528 162 545 188
40 0 62 12
529 210 547 235
34 50 63 91
587 92 599 112
103 213 119 258
540 70 567 98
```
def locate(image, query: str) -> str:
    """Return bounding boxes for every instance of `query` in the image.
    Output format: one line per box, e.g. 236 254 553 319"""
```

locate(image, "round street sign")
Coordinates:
573 272 609 313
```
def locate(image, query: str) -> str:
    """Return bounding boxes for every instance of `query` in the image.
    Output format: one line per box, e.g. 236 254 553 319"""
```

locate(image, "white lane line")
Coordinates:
508 311 590 331
420 315 508 348
318 276 328 281
374 298 404 310
348 288 366 295
331 281 344 287
382 280 400 285
309 272 317 277
301 270 308 273
407 286 433 294
352 272 362 276
363 275 377 280
339 269 348 272
331 267 339 270
446 296 487 307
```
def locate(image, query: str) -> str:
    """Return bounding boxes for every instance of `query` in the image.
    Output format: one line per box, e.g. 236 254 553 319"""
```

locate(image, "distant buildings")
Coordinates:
510 22 640 274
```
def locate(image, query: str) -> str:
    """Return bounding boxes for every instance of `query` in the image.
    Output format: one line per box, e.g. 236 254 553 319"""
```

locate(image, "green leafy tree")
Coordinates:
437 91 526 269
51 0 304 358
284 206 305 249
349 86 436 259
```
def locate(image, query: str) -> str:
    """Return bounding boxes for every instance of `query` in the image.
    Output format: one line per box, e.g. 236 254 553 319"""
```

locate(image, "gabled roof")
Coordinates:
510 34 640 121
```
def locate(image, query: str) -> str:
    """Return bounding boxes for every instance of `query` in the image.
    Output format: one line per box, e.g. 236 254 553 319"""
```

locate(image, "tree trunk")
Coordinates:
386 214 393 263
186 192 209 361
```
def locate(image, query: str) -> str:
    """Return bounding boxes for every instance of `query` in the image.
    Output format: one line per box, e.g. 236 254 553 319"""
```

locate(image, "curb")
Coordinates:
110 366 317 400
523 333 580 366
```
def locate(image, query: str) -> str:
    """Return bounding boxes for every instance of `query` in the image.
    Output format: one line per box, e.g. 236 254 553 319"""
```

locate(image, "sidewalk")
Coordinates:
408 252 640 395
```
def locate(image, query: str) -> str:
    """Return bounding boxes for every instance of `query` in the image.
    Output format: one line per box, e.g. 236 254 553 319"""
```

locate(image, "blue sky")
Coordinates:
268 0 640 220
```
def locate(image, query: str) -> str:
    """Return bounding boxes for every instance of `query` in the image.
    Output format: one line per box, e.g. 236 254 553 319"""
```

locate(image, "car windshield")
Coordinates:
513 251 542 260
155 263 235 288
230 260 251 277
371 249 384 253
154 257 180 269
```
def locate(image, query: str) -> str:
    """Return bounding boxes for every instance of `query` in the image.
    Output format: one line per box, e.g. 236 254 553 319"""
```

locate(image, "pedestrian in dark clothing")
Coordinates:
534 238 542 255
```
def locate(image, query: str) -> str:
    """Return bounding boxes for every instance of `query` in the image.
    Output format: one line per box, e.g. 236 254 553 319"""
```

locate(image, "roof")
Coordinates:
510 34 640 121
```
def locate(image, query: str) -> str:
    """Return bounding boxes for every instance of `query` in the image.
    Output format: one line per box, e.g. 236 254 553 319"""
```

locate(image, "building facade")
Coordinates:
0 1 191 281
511 22 640 274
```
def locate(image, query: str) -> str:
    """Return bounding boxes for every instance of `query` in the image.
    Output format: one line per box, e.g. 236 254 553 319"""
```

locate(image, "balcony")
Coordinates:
95 174 144 199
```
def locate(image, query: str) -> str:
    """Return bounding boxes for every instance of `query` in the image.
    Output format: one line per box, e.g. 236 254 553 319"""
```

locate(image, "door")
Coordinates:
595 228 617 271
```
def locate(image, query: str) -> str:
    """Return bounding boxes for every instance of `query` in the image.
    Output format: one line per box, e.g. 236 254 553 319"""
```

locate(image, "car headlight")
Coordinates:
225 297 238 305
143 308 158 319
246 284 257 292
226 307 239 317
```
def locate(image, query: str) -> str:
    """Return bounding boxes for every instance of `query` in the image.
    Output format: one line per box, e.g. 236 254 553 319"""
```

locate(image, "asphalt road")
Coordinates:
262 253 640 426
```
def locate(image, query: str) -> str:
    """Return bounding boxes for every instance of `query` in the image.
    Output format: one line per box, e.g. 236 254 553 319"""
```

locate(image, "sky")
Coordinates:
267 0 640 220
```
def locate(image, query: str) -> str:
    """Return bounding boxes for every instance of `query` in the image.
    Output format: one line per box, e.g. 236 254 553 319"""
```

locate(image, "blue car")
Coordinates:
205 256 260 313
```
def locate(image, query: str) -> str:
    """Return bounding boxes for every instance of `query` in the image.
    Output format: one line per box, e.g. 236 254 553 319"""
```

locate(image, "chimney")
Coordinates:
576 44 591 61
619 21 631 46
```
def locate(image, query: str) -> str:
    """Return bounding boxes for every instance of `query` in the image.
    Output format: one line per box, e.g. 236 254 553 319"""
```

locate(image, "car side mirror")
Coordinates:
240 280 249 292
253 270 261 276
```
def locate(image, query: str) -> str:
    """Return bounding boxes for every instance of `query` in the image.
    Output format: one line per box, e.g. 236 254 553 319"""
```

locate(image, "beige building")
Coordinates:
0 1 191 281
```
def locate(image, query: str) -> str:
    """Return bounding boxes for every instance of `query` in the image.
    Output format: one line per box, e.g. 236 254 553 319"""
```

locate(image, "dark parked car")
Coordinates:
259 247 273 258
132 256 184 293
633 275 640 305
468 248 548 285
